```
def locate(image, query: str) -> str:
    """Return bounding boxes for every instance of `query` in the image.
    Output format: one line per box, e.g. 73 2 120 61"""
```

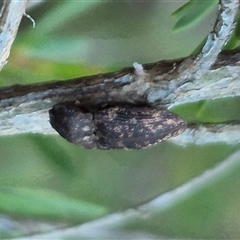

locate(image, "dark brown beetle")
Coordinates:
49 103 187 149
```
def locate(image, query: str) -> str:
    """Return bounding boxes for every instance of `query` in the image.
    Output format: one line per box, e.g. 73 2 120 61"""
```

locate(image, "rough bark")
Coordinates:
0 0 27 70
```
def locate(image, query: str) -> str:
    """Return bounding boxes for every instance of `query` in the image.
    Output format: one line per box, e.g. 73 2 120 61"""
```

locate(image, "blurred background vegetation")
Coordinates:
1 0 240 239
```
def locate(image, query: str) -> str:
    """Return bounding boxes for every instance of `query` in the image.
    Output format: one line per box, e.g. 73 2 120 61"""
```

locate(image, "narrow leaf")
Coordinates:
0 187 108 222
171 0 218 31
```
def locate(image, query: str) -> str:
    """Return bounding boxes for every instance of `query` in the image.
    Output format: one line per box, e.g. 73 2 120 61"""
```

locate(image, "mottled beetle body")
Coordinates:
49 103 96 149
49 103 187 149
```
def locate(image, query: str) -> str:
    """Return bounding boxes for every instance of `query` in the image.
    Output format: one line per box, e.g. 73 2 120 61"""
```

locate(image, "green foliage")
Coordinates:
171 0 218 31
0 187 108 221
1 135 239 238
33 1 103 35
224 12 240 50
171 97 240 123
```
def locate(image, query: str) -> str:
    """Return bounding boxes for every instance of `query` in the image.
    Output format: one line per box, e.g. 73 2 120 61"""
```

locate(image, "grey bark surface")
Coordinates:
0 0 27 70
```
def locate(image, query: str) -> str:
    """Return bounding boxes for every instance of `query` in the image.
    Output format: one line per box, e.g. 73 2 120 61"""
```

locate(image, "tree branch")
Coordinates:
0 0 239 147
0 0 27 70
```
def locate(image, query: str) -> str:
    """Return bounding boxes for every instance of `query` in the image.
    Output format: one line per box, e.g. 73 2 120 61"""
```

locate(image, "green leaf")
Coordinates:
22 36 90 64
0 187 108 222
224 13 240 49
233 12 240 39
171 0 218 31
171 97 240 123
34 1 103 35
196 97 240 122
223 33 240 50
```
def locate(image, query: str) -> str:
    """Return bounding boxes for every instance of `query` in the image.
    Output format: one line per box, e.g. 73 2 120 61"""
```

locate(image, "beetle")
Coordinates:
49 102 187 149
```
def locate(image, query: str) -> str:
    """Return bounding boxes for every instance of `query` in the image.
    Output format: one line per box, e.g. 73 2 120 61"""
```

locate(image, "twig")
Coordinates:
0 54 240 143
178 0 238 81
0 0 27 70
